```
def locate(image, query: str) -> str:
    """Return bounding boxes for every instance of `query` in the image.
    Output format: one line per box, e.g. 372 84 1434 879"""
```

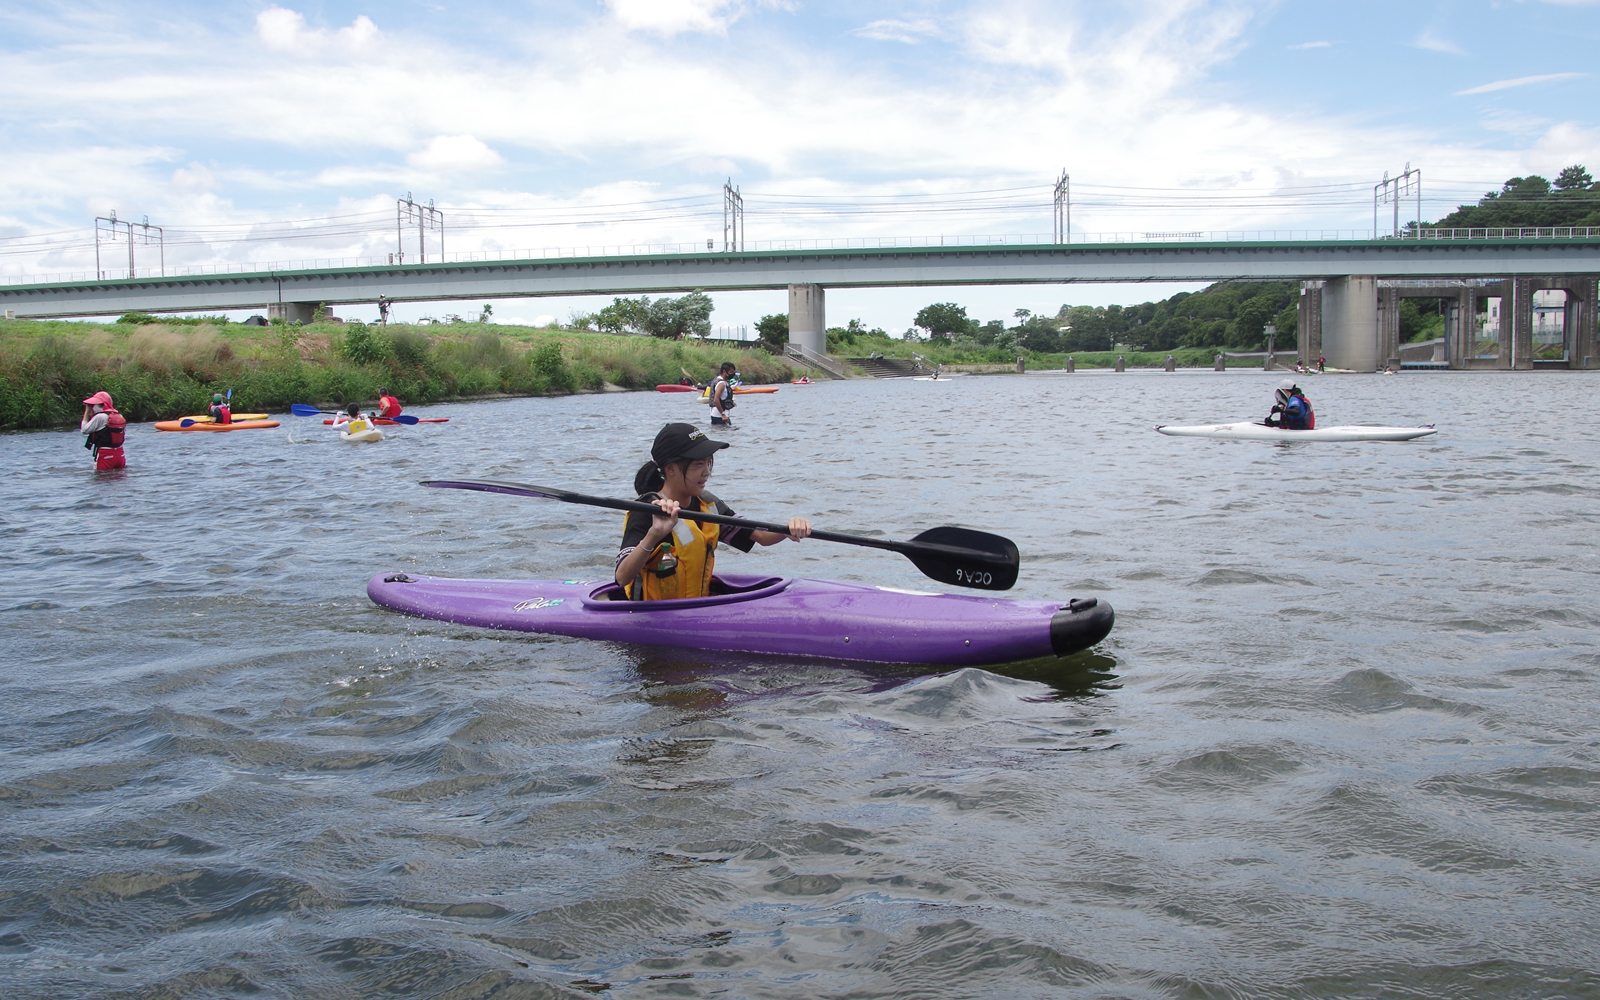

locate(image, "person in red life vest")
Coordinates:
374 387 402 420
80 391 126 470
207 393 232 424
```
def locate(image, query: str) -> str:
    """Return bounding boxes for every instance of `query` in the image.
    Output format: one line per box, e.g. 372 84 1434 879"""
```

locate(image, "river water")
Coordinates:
3 370 1598 999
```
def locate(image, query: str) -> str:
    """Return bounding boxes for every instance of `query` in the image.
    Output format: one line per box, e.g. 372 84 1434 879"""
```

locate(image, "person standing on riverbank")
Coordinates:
80 391 126 470
708 362 736 427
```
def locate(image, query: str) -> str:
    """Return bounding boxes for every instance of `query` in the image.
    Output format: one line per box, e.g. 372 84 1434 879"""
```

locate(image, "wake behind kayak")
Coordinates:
368 572 1113 666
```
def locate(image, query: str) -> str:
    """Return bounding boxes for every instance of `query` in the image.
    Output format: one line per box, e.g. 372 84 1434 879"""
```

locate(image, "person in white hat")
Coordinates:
1265 378 1314 430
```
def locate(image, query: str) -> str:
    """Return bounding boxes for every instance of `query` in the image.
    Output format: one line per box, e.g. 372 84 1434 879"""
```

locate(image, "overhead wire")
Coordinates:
5 177 1589 265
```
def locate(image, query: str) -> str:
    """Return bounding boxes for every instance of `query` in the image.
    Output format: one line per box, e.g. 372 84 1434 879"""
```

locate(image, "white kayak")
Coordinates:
339 427 385 444
1156 421 1437 442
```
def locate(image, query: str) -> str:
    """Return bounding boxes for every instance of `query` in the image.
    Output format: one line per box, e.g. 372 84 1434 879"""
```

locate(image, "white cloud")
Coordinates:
1288 40 1335 49
406 135 506 174
1456 72 1588 95
3 0 1591 284
853 19 941 44
1411 29 1467 55
255 7 379 54
605 0 745 36
685 156 740 175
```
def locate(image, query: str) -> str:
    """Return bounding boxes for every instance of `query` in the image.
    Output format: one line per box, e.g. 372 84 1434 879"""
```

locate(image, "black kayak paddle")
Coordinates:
421 479 1020 591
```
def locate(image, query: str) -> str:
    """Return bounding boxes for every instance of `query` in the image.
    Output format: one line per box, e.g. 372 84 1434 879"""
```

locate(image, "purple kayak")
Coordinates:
367 571 1114 667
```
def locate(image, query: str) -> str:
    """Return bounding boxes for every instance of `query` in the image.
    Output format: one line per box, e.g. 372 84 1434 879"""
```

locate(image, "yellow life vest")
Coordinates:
345 418 370 433
624 498 720 600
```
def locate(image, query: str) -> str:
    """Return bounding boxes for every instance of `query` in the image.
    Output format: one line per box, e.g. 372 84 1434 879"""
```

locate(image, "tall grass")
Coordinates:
0 319 794 430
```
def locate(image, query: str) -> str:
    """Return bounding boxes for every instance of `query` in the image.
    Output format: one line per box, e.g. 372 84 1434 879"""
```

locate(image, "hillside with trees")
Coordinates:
1423 165 1600 229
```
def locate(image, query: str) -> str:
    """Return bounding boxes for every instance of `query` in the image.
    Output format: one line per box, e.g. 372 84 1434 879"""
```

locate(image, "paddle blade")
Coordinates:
906 526 1019 591
390 414 420 424
290 403 325 417
179 418 198 427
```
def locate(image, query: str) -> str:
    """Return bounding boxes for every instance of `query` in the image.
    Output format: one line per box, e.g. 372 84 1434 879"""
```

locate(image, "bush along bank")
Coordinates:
0 318 794 431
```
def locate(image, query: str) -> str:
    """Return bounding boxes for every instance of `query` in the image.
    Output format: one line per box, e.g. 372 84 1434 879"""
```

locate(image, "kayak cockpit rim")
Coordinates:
582 575 792 610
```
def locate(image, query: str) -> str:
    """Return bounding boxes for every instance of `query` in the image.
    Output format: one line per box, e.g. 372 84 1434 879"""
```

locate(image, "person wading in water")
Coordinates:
80 391 126 470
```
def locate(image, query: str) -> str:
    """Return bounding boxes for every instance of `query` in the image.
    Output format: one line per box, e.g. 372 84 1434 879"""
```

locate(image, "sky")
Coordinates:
1 0 1597 331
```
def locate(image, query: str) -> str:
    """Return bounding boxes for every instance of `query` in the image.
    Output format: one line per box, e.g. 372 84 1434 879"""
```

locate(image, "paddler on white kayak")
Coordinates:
1264 378 1314 430
333 402 377 434
615 422 811 600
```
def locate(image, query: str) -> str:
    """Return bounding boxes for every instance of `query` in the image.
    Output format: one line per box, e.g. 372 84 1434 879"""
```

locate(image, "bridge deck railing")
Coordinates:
4 227 1599 289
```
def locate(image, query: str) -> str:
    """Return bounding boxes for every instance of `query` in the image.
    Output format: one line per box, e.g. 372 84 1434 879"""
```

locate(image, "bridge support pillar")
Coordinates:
1576 277 1600 369
268 301 320 324
787 284 825 357
1448 287 1473 369
1320 276 1378 371
1509 278 1535 369
1297 283 1322 365
1376 285 1401 370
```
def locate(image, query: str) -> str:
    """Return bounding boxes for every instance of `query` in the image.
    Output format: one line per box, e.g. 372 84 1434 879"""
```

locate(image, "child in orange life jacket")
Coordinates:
80 391 126 470
614 422 811 600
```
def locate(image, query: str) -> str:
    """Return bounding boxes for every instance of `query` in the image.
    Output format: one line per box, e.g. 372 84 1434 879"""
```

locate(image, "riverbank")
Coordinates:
842 345 1283 375
0 317 794 430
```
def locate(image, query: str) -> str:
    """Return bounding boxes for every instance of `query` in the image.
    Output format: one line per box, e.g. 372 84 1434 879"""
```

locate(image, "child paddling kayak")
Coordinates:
615 422 810 600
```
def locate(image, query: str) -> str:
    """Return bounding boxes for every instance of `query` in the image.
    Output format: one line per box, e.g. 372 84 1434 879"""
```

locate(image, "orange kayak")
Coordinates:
155 419 281 432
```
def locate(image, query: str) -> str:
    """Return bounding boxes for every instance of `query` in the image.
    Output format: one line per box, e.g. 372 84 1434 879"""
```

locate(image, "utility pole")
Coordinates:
94 211 164 279
1373 164 1421 238
723 179 744 251
1053 170 1071 244
397 193 444 263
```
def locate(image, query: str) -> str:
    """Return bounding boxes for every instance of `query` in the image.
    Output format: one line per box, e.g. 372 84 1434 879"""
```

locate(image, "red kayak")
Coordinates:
656 384 700 393
323 417 450 425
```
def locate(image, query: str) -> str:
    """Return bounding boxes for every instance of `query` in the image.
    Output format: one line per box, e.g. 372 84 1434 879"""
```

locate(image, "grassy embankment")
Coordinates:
832 337 1275 373
0 317 794 431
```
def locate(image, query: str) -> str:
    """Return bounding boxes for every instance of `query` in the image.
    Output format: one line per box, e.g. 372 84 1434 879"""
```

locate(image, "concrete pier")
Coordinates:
1320 276 1379 371
268 301 320 324
787 284 825 357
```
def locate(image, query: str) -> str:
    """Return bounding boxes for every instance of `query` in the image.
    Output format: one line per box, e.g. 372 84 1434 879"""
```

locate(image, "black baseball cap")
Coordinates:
651 422 729 465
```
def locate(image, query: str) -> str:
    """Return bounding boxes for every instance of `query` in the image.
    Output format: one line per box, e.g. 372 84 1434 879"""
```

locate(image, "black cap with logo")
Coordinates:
651 422 729 466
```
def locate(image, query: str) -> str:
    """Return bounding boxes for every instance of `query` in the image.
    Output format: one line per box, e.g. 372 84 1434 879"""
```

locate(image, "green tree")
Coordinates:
914 302 976 343
1230 294 1280 349
756 313 789 354
1429 166 1599 228
643 291 714 340
594 296 651 335
1555 165 1594 191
